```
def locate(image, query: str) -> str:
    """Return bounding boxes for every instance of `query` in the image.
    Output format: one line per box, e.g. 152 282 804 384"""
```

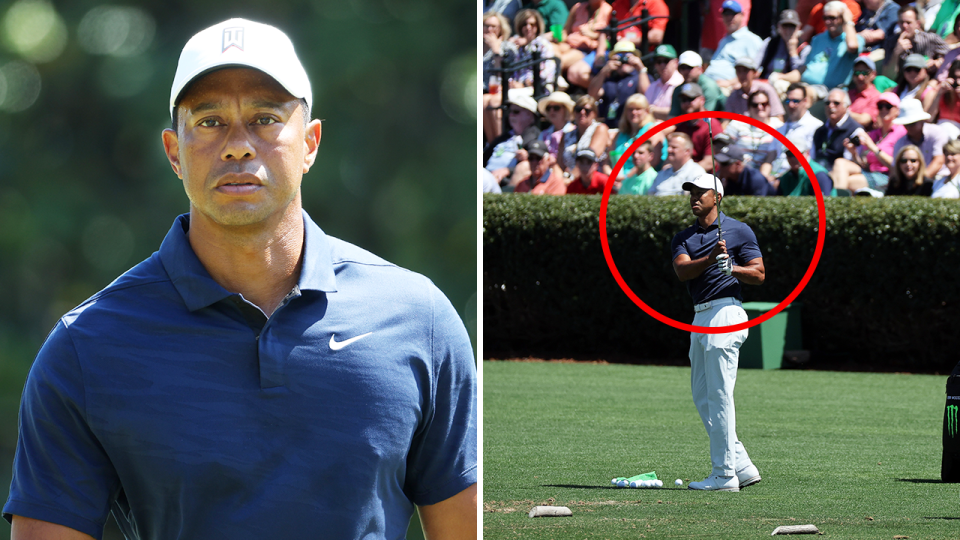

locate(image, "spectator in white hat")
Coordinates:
670 51 723 116
891 97 949 180
484 89 542 186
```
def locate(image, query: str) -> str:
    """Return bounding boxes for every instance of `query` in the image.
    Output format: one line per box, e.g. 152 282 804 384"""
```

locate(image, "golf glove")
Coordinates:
716 254 732 276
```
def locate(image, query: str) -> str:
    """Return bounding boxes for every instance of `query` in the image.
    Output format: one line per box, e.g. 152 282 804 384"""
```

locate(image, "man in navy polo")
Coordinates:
672 174 765 492
3 18 477 540
714 145 777 195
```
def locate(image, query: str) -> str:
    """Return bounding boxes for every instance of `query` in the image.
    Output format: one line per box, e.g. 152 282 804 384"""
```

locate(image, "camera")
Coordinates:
850 135 861 146
613 52 631 62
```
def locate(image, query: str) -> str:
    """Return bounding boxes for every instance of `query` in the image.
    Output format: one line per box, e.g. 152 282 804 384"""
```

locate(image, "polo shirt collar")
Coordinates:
695 211 726 231
160 210 337 312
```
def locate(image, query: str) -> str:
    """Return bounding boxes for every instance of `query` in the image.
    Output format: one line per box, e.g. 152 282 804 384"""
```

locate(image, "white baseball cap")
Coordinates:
682 173 724 196
678 51 703 67
169 18 312 118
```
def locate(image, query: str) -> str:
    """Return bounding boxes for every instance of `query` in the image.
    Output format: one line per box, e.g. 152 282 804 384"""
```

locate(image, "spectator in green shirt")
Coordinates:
618 141 658 194
531 0 569 41
777 134 835 196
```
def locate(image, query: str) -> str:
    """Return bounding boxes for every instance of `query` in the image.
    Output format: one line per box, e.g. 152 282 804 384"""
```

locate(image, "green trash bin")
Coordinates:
739 302 802 369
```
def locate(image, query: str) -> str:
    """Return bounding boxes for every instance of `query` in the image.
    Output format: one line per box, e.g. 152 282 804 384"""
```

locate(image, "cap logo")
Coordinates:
222 27 244 53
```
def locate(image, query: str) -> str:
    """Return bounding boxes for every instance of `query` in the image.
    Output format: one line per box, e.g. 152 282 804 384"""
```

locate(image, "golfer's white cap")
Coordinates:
682 173 724 196
169 18 312 118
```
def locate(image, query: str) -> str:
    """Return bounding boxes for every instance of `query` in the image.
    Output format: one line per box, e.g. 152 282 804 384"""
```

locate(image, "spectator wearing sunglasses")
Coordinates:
560 95 610 172
886 145 932 195
800 2 864 89
891 54 940 115
811 88 863 170
725 90 784 183
834 92 904 192
847 56 881 129
772 83 823 176
645 45 684 120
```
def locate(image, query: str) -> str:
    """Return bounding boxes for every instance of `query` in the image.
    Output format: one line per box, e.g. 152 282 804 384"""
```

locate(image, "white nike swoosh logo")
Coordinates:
329 332 373 351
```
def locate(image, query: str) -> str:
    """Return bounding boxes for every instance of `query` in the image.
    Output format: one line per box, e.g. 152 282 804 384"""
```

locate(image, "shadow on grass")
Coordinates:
896 478 943 483
923 517 960 520
542 484 621 490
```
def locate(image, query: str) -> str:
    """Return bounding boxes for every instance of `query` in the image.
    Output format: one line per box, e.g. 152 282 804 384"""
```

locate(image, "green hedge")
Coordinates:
483 194 960 371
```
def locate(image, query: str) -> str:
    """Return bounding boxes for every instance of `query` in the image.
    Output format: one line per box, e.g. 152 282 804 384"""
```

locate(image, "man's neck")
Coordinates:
698 208 719 228
187 201 305 317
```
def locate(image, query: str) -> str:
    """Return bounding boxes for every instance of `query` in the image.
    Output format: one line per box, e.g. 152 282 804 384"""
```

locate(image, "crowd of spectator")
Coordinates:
483 0 960 198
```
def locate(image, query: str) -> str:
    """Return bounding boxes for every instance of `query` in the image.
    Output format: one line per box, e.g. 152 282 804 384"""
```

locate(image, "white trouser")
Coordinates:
689 298 752 477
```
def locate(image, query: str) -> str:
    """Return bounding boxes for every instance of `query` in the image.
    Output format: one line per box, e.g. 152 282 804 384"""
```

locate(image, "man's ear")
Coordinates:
303 119 322 173
161 128 183 179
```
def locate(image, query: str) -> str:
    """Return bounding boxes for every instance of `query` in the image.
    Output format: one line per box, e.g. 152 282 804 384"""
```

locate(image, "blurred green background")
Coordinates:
0 0 476 537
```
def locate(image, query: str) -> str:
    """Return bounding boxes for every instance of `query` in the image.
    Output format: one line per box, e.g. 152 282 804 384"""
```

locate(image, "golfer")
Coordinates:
671 174 764 492
3 18 477 539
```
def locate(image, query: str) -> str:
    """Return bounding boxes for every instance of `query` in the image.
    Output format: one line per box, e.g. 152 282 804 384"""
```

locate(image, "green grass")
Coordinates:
483 361 959 539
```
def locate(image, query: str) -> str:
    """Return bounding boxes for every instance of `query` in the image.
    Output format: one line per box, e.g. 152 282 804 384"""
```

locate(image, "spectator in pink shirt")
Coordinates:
644 44 684 120
833 92 905 192
847 56 881 130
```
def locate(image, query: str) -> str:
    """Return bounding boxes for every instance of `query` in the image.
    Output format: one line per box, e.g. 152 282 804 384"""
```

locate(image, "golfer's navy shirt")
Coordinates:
3 211 477 539
671 212 763 305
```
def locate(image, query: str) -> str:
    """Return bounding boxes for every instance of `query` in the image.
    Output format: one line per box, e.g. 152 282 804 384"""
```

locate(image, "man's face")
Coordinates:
654 56 676 77
784 89 808 121
899 11 919 37
716 159 741 180
735 66 755 88
852 64 875 90
680 94 703 114
678 63 702 82
906 121 925 140
632 145 652 168
825 91 848 124
162 68 321 229
576 157 597 178
666 138 691 167
786 151 807 172
689 186 717 217
529 154 548 177
722 9 742 35
824 9 843 36
778 22 797 40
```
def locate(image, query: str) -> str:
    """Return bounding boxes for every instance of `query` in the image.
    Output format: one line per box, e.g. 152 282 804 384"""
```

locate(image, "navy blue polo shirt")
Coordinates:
3 211 477 539
671 212 763 305
727 166 776 196
598 70 640 128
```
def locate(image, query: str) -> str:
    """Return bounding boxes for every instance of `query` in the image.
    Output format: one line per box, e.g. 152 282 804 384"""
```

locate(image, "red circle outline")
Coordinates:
599 111 826 334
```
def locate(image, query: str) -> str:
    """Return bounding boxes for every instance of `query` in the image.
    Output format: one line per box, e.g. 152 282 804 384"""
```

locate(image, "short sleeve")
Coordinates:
3 320 118 539
672 231 691 260
735 224 763 264
404 285 477 507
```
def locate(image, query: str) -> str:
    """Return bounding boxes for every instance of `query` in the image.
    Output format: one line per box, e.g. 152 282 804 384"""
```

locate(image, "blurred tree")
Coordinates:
0 0 476 538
